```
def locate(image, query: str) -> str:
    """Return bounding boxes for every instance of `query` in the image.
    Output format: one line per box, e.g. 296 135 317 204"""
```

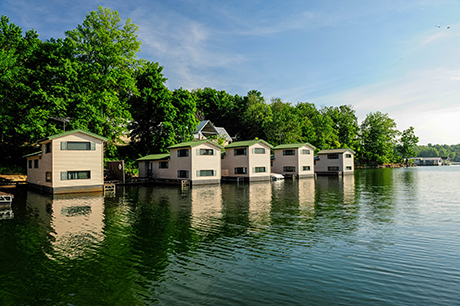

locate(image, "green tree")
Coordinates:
323 105 359 151
194 87 246 138
129 61 173 155
296 102 339 149
359 111 399 165
64 6 141 156
170 87 199 144
264 98 302 145
129 62 198 156
396 126 419 164
0 15 41 166
241 90 271 140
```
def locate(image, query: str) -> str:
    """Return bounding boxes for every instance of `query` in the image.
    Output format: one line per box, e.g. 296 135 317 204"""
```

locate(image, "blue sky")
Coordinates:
2 0 460 145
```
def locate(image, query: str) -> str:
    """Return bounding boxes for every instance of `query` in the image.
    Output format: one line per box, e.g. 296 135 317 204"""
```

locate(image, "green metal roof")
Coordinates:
39 129 109 143
274 143 316 150
167 139 224 149
136 153 170 161
23 151 42 158
225 139 273 149
317 148 356 154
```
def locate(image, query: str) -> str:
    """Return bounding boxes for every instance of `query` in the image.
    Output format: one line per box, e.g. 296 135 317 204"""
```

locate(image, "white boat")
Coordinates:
271 173 284 181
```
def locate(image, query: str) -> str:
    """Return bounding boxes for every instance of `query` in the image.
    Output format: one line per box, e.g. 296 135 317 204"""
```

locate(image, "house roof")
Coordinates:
38 129 108 143
23 151 42 158
136 153 170 161
317 148 356 154
194 120 219 136
215 127 232 141
167 139 224 149
274 143 316 150
225 139 273 149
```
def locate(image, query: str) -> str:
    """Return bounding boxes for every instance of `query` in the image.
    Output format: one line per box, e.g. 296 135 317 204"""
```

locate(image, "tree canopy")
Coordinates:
0 8 425 171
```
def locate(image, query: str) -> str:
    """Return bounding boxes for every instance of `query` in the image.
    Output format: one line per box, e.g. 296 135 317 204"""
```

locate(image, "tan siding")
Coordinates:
315 152 354 172
221 148 249 177
248 143 271 179
169 148 191 179
26 156 44 185
51 133 104 188
191 143 221 182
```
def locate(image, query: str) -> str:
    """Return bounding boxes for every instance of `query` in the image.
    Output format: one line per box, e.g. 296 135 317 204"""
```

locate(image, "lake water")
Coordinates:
1 167 460 305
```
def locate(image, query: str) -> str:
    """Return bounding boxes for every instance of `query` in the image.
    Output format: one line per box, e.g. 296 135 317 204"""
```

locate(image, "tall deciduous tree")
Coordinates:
296 102 338 149
264 98 302 145
359 111 399 165
323 105 359 151
64 6 141 155
129 61 198 156
396 126 419 163
241 90 271 140
0 15 41 165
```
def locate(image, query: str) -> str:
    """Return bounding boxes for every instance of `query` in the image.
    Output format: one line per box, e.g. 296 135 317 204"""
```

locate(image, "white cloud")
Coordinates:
313 65 460 144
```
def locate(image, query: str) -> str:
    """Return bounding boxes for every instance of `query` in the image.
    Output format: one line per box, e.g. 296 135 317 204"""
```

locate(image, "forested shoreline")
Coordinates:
1 6 446 174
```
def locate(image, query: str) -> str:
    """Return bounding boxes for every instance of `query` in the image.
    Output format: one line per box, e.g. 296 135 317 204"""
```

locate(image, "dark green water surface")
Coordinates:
1 167 460 305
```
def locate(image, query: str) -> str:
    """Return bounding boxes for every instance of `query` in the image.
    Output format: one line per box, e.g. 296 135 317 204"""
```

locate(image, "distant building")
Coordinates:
221 139 273 181
194 120 232 145
315 148 355 175
24 130 108 194
409 157 442 166
272 143 316 178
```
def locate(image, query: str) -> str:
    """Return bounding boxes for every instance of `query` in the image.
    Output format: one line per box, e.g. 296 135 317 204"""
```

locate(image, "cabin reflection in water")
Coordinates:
25 191 104 257
315 175 356 207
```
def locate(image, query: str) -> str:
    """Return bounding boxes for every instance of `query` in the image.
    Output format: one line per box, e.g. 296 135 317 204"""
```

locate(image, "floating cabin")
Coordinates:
221 139 273 182
272 143 316 178
314 148 355 176
137 140 223 186
24 129 108 194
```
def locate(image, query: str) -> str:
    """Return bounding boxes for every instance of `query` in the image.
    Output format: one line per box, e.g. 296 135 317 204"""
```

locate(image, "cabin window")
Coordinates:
177 170 189 178
61 141 95 150
327 154 339 159
34 159 39 168
28 160 32 169
301 149 310 155
283 166 295 172
234 167 247 174
345 154 352 158
234 148 247 156
159 161 169 169
253 148 266 154
45 142 52 153
197 170 216 177
177 149 189 157
253 167 266 173
283 150 295 156
197 148 214 155
61 171 91 180
346 166 352 170
328 166 339 171
45 172 52 182
303 166 311 171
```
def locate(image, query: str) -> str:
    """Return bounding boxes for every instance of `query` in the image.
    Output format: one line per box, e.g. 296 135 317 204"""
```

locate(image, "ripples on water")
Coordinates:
1 167 460 305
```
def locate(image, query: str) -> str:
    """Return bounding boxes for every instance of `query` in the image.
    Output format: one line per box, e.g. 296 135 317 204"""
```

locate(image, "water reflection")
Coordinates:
25 191 105 258
0 203 13 220
8 168 460 305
